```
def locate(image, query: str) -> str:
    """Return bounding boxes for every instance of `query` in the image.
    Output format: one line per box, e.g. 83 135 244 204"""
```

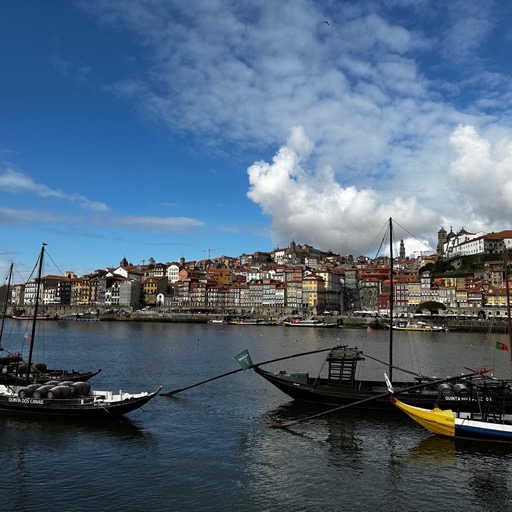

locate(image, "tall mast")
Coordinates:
26 243 46 384
389 217 394 381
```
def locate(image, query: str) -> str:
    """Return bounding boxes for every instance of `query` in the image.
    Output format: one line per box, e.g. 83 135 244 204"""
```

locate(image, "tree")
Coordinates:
416 301 447 317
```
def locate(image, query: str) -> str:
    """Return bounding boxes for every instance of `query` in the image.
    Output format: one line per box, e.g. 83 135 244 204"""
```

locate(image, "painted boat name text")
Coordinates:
8 397 44 405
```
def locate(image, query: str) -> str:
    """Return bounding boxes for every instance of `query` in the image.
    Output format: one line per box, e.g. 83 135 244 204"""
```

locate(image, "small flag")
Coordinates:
235 349 253 370
496 341 509 351
384 372 394 394
24 333 32 341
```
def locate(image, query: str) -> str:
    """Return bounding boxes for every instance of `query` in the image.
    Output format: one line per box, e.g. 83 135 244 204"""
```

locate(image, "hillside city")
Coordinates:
6 225 512 320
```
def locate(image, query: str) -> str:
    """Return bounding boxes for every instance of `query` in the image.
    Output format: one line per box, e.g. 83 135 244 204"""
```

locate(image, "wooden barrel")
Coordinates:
453 383 469 396
72 382 91 395
59 381 75 387
437 383 453 396
18 383 41 398
45 380 62 386
47 385 74 399
32 385 55 399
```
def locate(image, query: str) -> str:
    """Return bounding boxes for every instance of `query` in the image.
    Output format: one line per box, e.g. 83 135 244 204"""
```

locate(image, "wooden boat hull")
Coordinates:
2 245 161 421
0 385 161 419
229 320 277 325
11 315 59 321
0 355 101 385
393 326 434 332
391 397 456 436
455 418 512 442
391 396 512 443
283 322 341 328
392 323 448 332
0 369 101 385
253 366 512 413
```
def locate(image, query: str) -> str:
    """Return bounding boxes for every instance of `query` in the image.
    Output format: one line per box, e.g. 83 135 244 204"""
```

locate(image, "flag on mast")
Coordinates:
235 349 253 369
496 341 509 351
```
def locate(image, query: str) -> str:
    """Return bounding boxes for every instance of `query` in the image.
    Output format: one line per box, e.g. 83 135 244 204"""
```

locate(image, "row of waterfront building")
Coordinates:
6 234 512 318
437 226 512 258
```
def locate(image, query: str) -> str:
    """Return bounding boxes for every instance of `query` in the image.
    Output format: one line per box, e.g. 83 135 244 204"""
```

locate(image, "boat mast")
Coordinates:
389 217 394 381
0 263 13 349
26 243 46 384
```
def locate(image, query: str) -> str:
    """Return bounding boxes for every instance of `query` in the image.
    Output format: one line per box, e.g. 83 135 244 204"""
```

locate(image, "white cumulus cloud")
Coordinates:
248 126 437 255
448 125 512 230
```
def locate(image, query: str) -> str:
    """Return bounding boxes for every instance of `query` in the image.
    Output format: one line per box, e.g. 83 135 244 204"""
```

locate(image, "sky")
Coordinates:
2 0 512 280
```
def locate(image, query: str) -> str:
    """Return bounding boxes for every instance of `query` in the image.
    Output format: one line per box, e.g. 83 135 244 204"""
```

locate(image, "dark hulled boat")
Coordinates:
0 381 161 418
0 244 160 419
1 264 100 386
0 353 100 385
253 218 512 414
253 345 512 412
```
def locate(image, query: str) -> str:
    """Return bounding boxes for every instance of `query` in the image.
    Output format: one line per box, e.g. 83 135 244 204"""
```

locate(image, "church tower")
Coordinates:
399 239 405 259
437 227 447 255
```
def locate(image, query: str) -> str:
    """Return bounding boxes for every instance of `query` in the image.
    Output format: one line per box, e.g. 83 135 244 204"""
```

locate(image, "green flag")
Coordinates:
235 349 253 369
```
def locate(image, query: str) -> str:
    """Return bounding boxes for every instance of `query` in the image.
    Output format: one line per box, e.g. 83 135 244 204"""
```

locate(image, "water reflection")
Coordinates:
265 401 367 463
392 433 512 511
467 460 512 511
1 413 155 512
4 322 512 512
0 412 149 441
14 448 27 512
263 400 511 509
398 435 457 465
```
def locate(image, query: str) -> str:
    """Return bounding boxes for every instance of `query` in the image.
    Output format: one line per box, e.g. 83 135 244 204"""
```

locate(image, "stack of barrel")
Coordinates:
18 381 91 399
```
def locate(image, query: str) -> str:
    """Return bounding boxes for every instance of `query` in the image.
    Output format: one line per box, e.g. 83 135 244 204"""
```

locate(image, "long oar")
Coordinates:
160 347 335 397
271 369 489 429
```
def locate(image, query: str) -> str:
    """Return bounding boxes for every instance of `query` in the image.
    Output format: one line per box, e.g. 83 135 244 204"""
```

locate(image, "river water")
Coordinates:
1 320 512 512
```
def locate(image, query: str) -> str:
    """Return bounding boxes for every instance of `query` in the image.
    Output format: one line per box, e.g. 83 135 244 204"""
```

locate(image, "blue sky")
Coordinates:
2 0 512 279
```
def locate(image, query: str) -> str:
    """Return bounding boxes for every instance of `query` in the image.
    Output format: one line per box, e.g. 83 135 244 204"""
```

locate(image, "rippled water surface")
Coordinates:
2 321 512 511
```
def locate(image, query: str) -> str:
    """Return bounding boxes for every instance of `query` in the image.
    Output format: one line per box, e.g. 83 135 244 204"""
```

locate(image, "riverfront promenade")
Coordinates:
6 305 505 332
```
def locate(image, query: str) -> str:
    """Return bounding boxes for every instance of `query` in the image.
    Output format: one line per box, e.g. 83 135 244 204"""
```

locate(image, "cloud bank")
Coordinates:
247 126 436 255
78 0 512 254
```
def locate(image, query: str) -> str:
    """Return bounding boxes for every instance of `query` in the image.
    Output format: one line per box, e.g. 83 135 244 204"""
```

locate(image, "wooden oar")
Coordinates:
160 346 336 397
271 369 489 429
160 367 245 396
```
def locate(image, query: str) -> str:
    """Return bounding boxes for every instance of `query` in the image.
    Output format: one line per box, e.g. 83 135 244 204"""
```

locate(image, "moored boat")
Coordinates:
281 318 342 328
1 264 99 385
390 377 512 443
0 354 101 385
0 244 161 419
11 313 59 321
0 381 161 418
392 320 448 332
228 318 277 325
252 345 511 412
252 218 510 413
57 312 100 322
